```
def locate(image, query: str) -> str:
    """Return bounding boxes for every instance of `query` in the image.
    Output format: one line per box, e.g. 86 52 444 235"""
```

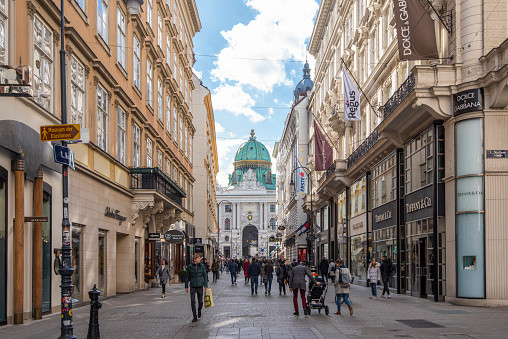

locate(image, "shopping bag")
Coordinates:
204 288 214 308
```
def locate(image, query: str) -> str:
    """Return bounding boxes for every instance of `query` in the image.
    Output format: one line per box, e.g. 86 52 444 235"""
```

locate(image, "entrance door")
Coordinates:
410 237 427 298
0 172 6 325
419 237 427 298
242 225 258 258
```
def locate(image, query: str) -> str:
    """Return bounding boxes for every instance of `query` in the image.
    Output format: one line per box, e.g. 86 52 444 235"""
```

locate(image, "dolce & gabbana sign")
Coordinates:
405 185 434 222
453 88 484 116
372 200 396 231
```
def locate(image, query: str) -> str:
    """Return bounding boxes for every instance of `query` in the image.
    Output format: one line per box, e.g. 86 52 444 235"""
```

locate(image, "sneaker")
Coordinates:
293 311 299 316
251 292 254 295
268 292 271 295
381 294 385 298
334 311 341 315
387 295 391 299
192 317 198 322
373 296 378 300
369 296 373 299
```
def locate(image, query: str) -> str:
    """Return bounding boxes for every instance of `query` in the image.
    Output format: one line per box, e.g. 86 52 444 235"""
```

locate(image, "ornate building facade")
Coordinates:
216 131 277 258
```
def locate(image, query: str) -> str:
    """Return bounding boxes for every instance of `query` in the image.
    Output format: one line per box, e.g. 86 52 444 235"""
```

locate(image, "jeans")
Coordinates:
370 283 377 297
382 276 390 295
161 283 166 294
292 288 307 312
250 276 259 293
190 286 204 317
336 293 351 312
265 277 273 293
230 272 237 284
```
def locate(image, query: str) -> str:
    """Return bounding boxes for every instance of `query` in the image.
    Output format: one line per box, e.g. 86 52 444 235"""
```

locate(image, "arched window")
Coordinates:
225 218 231 231
269 218 276 230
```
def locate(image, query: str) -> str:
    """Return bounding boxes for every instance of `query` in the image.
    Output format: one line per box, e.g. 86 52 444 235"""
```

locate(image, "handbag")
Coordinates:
204 288 214 308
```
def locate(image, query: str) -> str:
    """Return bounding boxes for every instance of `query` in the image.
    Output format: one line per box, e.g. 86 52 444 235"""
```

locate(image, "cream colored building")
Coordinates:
191 74 218 262
304 0 508 305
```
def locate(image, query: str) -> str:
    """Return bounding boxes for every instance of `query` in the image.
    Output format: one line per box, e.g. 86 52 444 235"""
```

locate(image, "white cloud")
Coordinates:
216 138 246 186
212 84 266 122
268 107 274 115
210 0 319 92
215 121 225 134
193 68 203 79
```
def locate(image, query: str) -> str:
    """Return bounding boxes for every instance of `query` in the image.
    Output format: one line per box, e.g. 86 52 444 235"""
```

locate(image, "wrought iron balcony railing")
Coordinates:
130 167 186 206
325 161 336 180
383 73 416 119
347 130 380 169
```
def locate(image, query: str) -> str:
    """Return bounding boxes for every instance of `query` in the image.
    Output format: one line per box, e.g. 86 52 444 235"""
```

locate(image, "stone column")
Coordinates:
32 168 44 319
14 156 25 324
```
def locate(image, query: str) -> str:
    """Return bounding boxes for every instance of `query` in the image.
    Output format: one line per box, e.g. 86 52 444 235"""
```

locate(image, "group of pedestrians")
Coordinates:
367 255 396 299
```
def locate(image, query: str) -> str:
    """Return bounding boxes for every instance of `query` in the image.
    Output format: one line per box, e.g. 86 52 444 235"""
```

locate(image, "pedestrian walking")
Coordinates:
328 260 336 283
264 259 274 295
185 254 209 322
228 260 238 285
319 257 329 282
247 257 261 295
291 259 298 268
380 255 395 298
289 261 320 315
211 260 219 283
156 259 171 298
243 259 250 285
334 259 353 315
276 259 288 295
367 259 381 299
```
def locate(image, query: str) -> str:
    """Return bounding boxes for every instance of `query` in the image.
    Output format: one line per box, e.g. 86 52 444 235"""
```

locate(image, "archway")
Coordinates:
242 225 258 258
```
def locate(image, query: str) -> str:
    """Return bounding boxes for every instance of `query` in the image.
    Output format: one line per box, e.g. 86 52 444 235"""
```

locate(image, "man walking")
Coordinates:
185 254 209 322
247 258 261 295
380 255 394 298
289 261 319 315
211 259 219 283
319 257 329 282
228 259 238 285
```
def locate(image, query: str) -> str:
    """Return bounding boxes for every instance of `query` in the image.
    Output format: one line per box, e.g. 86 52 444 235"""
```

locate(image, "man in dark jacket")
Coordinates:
228 260 238 285
319 257 329 282
379 255 394 298
247 258 261 295
185 254 209 322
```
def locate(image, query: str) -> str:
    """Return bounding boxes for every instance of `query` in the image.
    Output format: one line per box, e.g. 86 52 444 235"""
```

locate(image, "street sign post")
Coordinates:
40 124 80 142
53 144 75 170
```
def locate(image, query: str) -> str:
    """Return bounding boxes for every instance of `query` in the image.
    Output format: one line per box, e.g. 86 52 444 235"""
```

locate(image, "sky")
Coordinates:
193 0 320 187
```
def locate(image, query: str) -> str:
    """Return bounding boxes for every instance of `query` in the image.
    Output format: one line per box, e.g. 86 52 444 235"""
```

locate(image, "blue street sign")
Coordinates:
53 144 75 170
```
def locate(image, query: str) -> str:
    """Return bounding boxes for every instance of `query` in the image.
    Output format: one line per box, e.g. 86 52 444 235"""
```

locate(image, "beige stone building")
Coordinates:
302 0 508 305
191 73 218 262
0 0 200 324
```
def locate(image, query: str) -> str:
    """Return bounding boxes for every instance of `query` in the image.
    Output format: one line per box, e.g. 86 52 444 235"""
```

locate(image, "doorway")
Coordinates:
242 225 258 258
410 237 427 298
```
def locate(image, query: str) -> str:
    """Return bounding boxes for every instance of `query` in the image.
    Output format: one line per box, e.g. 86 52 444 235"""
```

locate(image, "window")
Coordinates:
225 204 232 213
97 0 108 43
157 78 163 121
147 60 153 107
405 126 435 194
133 123 140 167
157 148 163 168
269 218 276 230
0 0 8 64
146 0 152 27
98 231 106 292
165 95 171 132
117 8 126 68
70 56 85 127
165 158 171 176
117 107 126 164
166 36 171 65
179 115 183 149
224 218 231 231
350 176 367 218
173 107 178 141
133 35 141 89
71 225 83 301
270 204 276 213
184 124 188 157
76 0 85 9
33 16 53 111
172 48 177 78
146 137 153 167
96 84 108 151
157 12 163 47
357 0 365 24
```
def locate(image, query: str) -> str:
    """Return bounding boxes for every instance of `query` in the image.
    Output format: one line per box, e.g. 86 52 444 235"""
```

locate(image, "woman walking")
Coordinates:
243 259 250 285
367 259 381 299
334 259 353 315
156 259 171 298
276 259 288 295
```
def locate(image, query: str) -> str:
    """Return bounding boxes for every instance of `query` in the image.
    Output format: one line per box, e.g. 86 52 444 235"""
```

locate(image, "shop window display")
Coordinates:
350 234 367 281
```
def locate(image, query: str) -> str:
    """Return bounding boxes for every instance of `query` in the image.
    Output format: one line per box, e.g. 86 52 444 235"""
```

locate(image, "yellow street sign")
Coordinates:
40 124 80 142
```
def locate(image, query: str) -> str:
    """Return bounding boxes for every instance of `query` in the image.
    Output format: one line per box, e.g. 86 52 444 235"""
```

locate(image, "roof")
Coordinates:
234 130 271 164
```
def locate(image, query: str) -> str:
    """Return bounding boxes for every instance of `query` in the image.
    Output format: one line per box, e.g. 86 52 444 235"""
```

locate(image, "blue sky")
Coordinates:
193 0 319 186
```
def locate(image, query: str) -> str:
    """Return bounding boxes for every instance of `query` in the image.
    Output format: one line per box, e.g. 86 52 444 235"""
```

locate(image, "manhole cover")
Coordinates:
397 320 444 328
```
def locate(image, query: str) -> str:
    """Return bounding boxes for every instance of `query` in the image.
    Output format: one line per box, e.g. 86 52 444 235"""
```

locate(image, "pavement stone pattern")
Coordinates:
1 271 507 338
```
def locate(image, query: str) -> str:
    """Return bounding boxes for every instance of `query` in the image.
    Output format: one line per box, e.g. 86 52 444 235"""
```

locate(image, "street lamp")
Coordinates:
289 166 314 266
124 0 144 14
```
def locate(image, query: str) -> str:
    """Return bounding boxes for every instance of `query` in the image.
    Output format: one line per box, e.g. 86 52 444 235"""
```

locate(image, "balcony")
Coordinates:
383 73 415 119
130 167 186 207
347 130 379 169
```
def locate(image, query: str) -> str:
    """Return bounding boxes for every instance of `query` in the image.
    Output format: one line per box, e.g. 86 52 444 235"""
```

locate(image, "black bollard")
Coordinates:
87 284 102 339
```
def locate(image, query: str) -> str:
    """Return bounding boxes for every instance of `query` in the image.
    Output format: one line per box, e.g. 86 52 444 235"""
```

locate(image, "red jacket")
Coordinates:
243 262 250 278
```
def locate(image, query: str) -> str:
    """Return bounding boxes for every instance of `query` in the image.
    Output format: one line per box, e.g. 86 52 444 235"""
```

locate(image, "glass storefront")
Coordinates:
98 231 107 293
337 190 347 261
0 169 6 325
349 176 368 283
350 233 367 281
42 191 52 313
71 225 83 302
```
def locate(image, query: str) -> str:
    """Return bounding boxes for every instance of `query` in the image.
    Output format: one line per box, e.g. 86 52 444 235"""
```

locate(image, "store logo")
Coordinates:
406 197 432 214
453 88 483 116
352 221 364 230
105 207 127 224
457 190 482 197
375 211 392 223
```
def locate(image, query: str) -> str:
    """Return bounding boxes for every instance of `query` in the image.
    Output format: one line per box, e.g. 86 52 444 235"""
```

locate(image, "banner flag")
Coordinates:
342 65 361 121
314 121 333 171
393 0 439 60
296 221 310 236
296 167 308 193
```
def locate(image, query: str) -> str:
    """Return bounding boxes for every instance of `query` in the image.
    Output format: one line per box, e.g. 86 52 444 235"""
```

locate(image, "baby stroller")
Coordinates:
306 277 329 315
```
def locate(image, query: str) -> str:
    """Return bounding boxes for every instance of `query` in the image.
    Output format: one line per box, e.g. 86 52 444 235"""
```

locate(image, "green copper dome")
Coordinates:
234 130 271 163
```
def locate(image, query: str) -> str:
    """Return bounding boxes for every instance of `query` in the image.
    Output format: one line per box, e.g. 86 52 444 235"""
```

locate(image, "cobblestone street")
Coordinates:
1 271 507 338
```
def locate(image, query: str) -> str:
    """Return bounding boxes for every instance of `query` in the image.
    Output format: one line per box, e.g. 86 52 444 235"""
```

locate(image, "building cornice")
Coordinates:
309 0 334 55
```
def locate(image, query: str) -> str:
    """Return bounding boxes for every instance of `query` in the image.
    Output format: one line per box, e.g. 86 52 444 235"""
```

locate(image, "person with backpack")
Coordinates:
334 259 353 315
379 255 395 298
367 259 381 299
328 260 336 283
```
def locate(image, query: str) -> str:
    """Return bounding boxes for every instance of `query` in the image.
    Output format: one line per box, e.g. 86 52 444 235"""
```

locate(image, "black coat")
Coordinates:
247 262 261 277
319 259 329 275
264 264 274 277
380 259 395 278
276 265 287 284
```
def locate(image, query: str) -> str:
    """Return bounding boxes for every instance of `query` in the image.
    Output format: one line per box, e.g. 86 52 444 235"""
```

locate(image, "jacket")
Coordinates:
334 266 352 294
319 259 329 275
289 264 317 290
264 264 274 278
328 262 336 276
243 262 250 278
156 265 171 285
380 259 394 278
276 265 287 284
367 264 381 283
228 261 238 273
247 262 261 277
185 263 208 288
211 262 219 272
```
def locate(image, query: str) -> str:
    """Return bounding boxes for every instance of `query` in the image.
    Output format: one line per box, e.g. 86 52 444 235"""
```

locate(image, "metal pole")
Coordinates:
309 170 313 266
59 0 75 337
217 203 219 260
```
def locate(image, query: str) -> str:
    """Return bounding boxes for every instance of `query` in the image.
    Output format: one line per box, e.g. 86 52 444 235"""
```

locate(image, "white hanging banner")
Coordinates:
296 168 308 193
343 65 361 121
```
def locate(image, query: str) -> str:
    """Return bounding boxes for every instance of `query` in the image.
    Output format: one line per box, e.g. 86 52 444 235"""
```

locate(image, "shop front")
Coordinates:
403 125 445 301
348 175 368 284
337 190 347 262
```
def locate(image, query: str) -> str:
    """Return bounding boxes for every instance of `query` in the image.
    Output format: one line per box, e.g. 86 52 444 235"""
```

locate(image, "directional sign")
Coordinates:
24 216 48 223
53 144 75 170
40 124 80 142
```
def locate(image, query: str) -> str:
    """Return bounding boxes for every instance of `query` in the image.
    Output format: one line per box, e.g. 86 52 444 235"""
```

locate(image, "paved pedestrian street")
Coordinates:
1 272 507 338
